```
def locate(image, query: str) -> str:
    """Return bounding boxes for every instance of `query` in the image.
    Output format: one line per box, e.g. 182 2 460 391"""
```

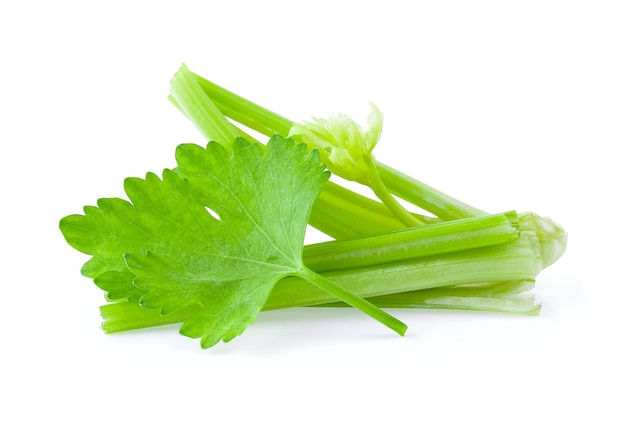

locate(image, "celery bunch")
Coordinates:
60 63 567 348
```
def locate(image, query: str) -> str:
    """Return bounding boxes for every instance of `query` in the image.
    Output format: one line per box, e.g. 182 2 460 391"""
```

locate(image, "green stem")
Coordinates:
170 77 396 239
169 64 241 148
323 181 434 225
268 232 543 308
310 187 406 239
304 211 519 272
296 267 407 336
192 72 294 137
375 162 487 220
100 301 194 333
190 71 486 220
364 155 423 227
171 68 428 239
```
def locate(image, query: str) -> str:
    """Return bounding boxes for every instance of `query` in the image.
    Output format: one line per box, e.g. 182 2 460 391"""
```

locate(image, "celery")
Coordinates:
59 64 568 348
318 280 541 316
88 65 568 342
188 70 487 222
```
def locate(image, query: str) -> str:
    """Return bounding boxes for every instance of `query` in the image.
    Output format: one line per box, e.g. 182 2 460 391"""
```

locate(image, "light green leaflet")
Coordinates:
60 136 405 348
288 103 383 185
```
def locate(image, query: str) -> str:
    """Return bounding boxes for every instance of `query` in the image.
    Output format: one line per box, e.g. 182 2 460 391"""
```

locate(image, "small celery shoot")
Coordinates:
290 104 423 227
288 103 383 185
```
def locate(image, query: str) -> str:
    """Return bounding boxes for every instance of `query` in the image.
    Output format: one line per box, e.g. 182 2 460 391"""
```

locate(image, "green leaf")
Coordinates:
136 138 331 347
61 136 326 346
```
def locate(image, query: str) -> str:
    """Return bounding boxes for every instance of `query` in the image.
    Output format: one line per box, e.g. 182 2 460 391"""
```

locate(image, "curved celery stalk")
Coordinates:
169 65 419 239
190 71 487 221
190 73 294 138
169 64 241 149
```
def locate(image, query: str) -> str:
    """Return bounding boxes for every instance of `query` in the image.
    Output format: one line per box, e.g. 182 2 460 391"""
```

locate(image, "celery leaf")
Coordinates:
61 136 329 347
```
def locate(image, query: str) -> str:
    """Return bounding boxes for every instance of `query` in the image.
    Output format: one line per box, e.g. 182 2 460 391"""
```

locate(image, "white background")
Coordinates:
2 1 624 419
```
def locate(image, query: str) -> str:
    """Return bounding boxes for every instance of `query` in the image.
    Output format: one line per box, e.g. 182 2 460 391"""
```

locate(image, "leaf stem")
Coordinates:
375 162 487 220
363 155 424 227
296 267 407 336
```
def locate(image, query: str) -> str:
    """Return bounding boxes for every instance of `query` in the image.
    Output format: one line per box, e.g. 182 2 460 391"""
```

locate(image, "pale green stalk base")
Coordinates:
317 280 541 316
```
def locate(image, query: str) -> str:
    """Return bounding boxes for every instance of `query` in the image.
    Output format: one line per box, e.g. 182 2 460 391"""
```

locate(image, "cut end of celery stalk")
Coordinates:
520 212 567 269
100 301 193 334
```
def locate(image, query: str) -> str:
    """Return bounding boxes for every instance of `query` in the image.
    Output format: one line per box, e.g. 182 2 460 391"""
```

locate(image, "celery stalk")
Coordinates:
100 279 539 335
310 186 413 240
169 66 411 239
100 226 546 333
100 301 193 333
189 71 487 221
304 211 520 272
318 280 541 315
168 64 241 149
266 231 543 308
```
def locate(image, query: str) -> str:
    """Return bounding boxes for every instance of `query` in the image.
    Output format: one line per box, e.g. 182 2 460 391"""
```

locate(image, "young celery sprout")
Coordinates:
289 104 423 227
288 103 383 185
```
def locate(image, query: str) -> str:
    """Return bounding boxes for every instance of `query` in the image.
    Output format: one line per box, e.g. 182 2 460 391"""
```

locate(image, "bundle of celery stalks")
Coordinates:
60 64 567 348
